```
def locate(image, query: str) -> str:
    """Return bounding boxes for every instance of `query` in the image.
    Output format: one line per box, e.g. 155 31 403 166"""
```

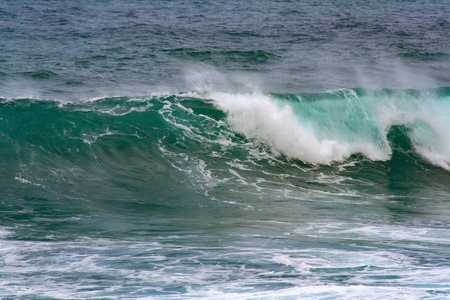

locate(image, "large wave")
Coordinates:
1 88 449 168
209 88 450 169
1 88 449 206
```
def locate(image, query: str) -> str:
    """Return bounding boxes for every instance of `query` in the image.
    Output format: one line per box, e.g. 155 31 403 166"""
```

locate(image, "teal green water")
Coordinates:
1 0 449 298
1 89 449 298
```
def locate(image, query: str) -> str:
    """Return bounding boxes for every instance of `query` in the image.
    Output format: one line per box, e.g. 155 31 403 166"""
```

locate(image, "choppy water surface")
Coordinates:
0 0 449 299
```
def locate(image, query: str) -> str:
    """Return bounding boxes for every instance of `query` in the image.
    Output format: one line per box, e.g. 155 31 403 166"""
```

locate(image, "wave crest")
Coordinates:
209 89 450 169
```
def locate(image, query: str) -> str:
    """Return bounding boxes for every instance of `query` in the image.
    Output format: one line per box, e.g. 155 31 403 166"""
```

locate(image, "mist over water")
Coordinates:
0 0 449 299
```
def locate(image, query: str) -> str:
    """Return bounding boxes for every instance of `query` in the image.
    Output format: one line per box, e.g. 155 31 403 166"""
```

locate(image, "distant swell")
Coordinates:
163 49 280 63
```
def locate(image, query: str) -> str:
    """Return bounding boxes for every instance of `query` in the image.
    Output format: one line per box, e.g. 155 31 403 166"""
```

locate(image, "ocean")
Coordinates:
0 0 449 299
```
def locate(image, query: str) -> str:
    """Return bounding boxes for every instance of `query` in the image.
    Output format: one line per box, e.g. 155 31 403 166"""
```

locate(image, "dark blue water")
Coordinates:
1 0 448 100
0 1 449 299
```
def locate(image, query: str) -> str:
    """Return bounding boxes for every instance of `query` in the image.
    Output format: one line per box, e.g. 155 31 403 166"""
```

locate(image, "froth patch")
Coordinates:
210 92 387 164
376 91 450 170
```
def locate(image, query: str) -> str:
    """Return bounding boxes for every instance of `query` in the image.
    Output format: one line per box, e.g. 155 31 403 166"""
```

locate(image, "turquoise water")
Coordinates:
0 1 449 299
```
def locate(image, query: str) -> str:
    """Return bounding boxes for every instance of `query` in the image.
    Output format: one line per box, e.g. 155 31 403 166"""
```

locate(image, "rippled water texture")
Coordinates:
0 0 449 299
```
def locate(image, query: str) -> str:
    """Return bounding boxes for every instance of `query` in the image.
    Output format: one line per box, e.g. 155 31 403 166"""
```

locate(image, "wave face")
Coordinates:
2 88 449 181
1 88 450 211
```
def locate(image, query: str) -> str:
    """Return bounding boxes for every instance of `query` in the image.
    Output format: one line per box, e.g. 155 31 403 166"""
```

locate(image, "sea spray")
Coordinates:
209 91 384 164
208 89 450 168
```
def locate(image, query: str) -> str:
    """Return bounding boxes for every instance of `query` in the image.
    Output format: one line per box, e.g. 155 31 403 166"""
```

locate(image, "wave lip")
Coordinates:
209 92 381 164
208 89 450 169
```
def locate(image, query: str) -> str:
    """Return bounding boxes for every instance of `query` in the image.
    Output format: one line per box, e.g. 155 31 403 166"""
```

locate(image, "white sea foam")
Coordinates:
206 90 450 170
81 127 116 145
409 103 450 170
14 176 46 188
209 92 389 165
0 230 448 299
374 90 450 170
295 222 450 244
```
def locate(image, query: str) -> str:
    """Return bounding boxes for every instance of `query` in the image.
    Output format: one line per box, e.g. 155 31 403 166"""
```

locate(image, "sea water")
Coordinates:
0 1 449 299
